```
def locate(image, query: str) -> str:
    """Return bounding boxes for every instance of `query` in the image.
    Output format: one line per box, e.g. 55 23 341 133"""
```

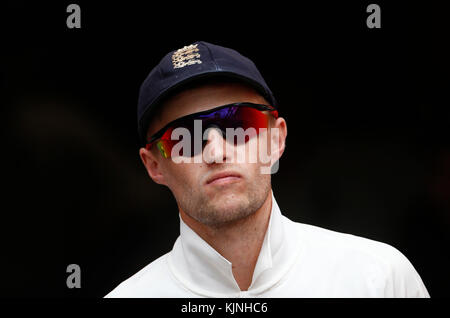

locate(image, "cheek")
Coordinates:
162 161 203 191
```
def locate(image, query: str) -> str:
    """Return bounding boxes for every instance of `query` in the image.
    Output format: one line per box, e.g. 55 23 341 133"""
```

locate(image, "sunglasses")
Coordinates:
145 102 279 158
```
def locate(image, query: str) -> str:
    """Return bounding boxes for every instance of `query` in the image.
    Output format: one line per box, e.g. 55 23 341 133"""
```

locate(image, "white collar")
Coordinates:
167 192 300 297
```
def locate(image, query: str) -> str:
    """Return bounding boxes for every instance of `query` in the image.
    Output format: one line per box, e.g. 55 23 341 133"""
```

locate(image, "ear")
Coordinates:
271 117 287 162
139 147 167 185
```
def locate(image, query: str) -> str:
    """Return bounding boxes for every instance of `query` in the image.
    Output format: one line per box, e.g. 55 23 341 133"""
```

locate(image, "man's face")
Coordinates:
140 82 286 227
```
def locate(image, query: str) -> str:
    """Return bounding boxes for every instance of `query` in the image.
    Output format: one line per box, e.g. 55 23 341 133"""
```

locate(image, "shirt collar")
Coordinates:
167 191 298 297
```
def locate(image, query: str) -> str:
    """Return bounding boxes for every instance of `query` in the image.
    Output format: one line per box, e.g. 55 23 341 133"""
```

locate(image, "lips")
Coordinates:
206 171 242 185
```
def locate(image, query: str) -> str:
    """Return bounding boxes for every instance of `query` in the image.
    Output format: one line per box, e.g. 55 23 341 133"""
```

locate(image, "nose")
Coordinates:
202 127 229 164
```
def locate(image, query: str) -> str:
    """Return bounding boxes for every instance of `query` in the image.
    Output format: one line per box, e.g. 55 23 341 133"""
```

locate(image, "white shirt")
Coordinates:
105 192 429 298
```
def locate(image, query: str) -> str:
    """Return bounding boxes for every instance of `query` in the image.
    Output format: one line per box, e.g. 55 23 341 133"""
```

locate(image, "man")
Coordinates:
105 41 429 297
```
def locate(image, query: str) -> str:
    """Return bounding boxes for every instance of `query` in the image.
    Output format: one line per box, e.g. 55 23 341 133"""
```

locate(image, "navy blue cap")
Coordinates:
137 41 277 146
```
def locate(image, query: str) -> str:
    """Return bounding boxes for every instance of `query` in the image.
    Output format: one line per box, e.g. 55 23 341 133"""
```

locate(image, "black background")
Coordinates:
1 1 449 298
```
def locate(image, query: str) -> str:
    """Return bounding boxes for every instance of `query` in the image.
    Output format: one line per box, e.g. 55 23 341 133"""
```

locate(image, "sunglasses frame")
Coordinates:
145 102 279 155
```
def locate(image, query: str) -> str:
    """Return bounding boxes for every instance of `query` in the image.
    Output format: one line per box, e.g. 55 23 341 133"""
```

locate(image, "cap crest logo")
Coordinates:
172 44 202 69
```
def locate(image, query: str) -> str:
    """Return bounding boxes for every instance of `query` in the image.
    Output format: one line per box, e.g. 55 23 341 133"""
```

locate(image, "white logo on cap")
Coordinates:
172 44 202 69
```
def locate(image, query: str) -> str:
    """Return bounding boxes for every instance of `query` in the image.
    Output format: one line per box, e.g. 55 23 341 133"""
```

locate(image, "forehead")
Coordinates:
148 81 267 136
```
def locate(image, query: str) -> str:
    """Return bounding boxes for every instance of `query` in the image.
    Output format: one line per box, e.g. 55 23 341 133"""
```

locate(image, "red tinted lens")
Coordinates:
223 107 271 145
234 106 271 130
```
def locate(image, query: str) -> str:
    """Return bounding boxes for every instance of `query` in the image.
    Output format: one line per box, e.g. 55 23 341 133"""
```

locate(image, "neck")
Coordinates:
179 192 272 291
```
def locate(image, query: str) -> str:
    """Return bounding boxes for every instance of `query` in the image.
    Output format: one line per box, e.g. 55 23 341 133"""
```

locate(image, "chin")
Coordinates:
180 180 268 226
210 187 247 204
210 195 253 219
